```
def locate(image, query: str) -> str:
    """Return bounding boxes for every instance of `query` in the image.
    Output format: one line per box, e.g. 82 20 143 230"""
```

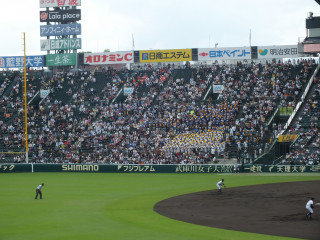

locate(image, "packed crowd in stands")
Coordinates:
284 73 320 165
0 58 319 165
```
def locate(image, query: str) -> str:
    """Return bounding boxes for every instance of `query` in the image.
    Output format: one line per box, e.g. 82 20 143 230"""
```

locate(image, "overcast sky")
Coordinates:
0 0 318 56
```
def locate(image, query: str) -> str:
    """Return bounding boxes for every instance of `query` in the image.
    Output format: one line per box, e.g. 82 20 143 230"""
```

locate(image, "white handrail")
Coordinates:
283 63 320 131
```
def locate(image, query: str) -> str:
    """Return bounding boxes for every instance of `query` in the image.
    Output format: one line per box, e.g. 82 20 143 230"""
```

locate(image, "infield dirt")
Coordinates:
154 180 320 240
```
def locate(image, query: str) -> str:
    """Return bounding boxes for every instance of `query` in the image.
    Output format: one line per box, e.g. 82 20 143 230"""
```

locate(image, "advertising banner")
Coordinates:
41 38 81 51
43 164 236 173
40 0 81 8
40 9 81 22
0 56 44 68
212 85 224 93
1 164 319 173
198 47 251 61
40 23 81 37
243 164 320 173
140 49 192 63
46 53 77 66
84 51 134 65
0 164 31 173
304 43 320 53
257 45 299 59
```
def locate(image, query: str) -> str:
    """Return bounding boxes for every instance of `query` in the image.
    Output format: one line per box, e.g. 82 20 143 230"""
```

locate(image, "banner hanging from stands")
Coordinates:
257 45 299 59
40 89 50 98
278 135 299 143
139 49 192 63
0 56 43 68
212 85 224 93
39 0 81 8
84 51 134 65
198 47 251 61
124 87 134 96
279 107 293 116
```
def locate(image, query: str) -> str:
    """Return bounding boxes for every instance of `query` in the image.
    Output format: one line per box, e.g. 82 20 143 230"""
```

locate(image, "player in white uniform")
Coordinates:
216 179 225 193
306 197 314 220
35 183 44 199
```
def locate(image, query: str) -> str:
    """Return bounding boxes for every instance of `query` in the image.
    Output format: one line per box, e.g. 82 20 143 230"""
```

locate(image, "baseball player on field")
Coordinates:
216 179 226 193
306 197 314 220
35 183 44 200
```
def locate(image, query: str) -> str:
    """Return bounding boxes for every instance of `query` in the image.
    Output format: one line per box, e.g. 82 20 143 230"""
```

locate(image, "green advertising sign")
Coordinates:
41 38 82 51
46 53 76 66
0 164 31 173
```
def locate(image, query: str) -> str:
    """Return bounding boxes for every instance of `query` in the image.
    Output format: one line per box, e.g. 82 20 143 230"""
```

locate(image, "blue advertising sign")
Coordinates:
40 23 81 37
0 56 44 68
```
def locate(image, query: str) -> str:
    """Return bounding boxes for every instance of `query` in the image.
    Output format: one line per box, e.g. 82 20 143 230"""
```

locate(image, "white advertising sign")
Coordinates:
40 24 81 37
84 51 134 65
257 45 299 59
198 47 251 61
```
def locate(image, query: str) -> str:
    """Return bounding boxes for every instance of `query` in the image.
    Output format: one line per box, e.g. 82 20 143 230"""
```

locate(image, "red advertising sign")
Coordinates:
84 52 134 65
40 0 81 8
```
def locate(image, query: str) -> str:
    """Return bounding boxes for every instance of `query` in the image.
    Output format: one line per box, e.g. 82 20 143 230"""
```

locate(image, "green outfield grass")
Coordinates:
0 173 319 240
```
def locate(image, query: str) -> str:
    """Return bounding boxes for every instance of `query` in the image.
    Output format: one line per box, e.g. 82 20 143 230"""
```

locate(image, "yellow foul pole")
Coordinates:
23 32 29 163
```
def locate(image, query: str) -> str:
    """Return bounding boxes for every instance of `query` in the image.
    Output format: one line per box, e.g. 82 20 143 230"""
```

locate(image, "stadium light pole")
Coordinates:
23 32 29 163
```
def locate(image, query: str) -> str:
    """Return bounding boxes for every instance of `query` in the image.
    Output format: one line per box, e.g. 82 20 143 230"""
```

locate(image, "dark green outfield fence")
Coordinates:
0 164 319 173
